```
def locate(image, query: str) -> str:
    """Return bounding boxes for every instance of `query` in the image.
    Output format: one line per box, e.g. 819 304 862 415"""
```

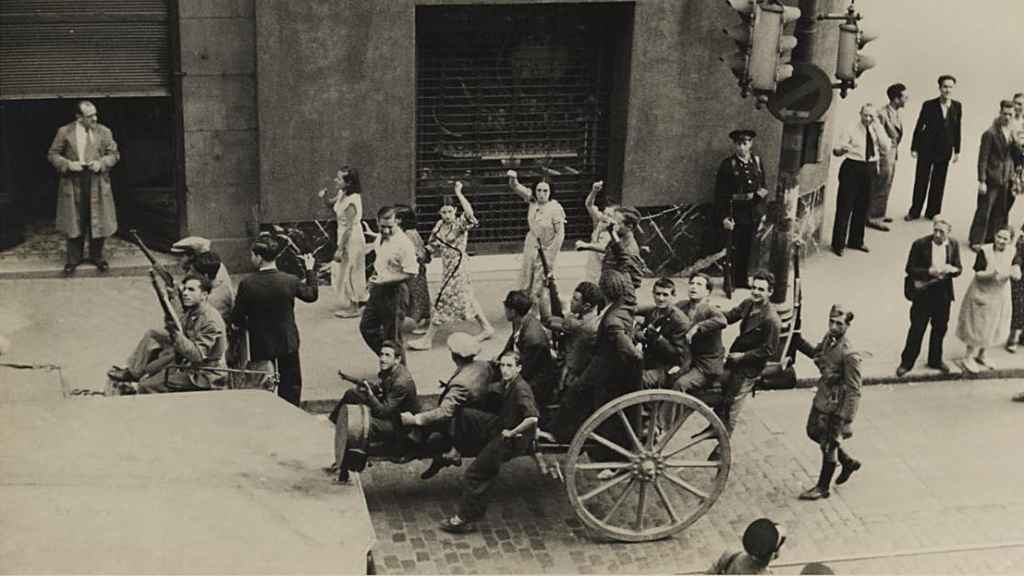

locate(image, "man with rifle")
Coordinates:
328 340 421 483
107 273 227 394
500 289 558 406
715 129 769 291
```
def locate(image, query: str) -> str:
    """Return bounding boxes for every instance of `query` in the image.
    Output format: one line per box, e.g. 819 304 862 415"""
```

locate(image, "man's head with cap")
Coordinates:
729 128 756 156
446 332 481 363
742 518 785 564
171 236 213 271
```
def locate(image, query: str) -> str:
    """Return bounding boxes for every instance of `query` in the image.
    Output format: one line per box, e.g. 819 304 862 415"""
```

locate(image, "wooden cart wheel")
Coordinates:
564 390 731 542
333 404 370 467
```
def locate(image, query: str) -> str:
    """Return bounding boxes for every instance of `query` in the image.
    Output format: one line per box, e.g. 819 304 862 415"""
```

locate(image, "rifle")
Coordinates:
130 228 184 329
536 244 564 319
148 270 182 334
129 229 175 288
722 228 735 299
337 370 384 401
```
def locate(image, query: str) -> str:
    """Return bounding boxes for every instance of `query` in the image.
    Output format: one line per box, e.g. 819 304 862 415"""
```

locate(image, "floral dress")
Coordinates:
428 214 479 325
331 193 368 311
520 200 566 299
956 244 1015 348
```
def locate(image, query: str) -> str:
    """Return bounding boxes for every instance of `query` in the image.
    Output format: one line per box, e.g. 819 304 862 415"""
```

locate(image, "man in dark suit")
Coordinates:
499 289 559 406
968 100 1021 248
636 277 692 389
230 233 319 406
47 100 120 275
896 218 962 377
907 75 962 220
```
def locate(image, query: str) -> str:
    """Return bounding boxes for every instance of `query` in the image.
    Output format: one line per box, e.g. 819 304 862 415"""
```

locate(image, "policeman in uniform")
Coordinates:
793 304 863 500
715 129 769 290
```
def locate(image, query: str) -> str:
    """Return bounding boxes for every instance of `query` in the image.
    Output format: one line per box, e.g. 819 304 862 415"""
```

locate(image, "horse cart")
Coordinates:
333 386 733 543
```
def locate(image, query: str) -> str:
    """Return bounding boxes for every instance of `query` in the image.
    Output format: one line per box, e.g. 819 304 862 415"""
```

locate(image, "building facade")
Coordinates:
0 0 842 269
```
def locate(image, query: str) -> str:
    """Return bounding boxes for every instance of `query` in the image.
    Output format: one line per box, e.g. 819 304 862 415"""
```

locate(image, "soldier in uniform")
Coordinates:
715 129 769 290
794 304 863 500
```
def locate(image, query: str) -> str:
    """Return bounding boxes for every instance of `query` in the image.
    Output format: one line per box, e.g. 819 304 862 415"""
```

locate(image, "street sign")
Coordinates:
766 62 833 124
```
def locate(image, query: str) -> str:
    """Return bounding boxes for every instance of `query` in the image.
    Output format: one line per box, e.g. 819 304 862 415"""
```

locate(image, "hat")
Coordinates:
446 332 481 358
829 304 854 322
742 518 783 560
171 236 212 255
729 129 757 142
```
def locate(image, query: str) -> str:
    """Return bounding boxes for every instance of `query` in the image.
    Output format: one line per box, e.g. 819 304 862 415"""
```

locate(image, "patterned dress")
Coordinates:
956 244 1015 348
520 200 566 300
405 229 432 324
428 214 479 325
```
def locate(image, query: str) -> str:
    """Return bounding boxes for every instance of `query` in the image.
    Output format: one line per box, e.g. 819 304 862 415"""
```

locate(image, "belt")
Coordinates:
731 193 755 201
844 159 878 166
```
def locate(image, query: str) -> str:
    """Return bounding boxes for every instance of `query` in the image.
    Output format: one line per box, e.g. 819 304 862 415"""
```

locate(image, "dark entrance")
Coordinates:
415 3 633 250
0 0 180 254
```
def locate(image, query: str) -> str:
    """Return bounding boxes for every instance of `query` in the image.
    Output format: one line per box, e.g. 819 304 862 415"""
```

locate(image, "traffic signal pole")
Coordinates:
768 0 821 305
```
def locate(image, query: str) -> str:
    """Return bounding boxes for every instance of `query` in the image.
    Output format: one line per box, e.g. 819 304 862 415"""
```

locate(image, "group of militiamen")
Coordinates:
86 109 863 536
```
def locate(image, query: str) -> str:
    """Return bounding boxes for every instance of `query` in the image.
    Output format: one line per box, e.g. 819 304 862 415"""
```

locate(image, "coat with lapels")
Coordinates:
47 121 120 239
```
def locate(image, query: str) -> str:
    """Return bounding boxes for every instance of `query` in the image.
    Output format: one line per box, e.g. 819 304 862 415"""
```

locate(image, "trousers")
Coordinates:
910 156 951 219
900 290 951 368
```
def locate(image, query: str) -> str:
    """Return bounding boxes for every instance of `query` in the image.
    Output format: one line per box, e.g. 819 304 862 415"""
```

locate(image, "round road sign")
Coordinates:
766 62 834 124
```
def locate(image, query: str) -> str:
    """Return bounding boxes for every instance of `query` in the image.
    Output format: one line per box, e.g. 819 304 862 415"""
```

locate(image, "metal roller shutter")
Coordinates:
415 6 612 249
0 0 169 100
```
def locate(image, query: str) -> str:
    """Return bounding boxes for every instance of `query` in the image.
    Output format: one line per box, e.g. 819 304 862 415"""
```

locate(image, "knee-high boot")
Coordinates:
799 459 835 500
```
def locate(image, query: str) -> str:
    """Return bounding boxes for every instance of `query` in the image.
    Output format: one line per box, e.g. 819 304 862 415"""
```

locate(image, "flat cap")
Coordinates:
446 332 481 358
729 128 757 142
170 236 212 255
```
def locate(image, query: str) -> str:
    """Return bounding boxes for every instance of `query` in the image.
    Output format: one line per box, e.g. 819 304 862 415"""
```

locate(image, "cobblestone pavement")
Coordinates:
360 379 1024 574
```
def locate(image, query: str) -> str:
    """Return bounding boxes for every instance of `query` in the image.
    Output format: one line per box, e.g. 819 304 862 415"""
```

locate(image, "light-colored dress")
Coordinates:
429 214 480 325
520 200 566 299
583 218 610 284
331 193 369 311
956 244 1015 348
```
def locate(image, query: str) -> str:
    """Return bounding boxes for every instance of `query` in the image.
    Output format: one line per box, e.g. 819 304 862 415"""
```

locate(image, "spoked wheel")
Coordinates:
564 390 731 542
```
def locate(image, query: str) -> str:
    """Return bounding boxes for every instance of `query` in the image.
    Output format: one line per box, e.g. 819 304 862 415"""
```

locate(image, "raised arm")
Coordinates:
506 170 533 203
454 180 477 223
585 180 603 225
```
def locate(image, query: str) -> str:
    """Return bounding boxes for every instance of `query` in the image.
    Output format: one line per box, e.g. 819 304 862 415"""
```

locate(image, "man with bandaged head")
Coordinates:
230 232 318 406
792 304 863 500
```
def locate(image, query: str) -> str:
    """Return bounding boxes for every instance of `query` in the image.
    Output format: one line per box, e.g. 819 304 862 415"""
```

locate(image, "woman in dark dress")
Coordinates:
1007 226 1024 351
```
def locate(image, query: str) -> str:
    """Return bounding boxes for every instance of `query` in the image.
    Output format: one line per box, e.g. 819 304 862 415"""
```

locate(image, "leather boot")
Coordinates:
836 449 861 485
799 461 835 500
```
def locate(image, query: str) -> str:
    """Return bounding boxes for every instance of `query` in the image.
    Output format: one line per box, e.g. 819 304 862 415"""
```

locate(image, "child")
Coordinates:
708 518 786 574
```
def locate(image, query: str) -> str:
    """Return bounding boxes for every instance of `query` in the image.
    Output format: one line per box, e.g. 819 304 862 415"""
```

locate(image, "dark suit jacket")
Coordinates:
637 305 691 371
677 299 727 376
724 298 781 377
502 315 559 405
905 235 962 302
911 97 962 161
231 268 319 360
978 124 1019 187
373 364 421 420
579 303 642 403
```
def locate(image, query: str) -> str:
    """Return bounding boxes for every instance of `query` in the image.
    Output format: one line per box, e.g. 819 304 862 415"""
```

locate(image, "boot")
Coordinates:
799 461 836 500
836 450 861 485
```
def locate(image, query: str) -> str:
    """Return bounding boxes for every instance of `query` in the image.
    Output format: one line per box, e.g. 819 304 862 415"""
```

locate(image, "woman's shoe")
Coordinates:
334 309 361 318
961 357 982 374
976 356 996 370
407 336 432 351
476 327 495 342
1006 341 1017 353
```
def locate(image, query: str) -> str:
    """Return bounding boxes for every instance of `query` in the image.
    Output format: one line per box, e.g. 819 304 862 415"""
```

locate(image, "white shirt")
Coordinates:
940 99 950 119
931 240 947 271
835 120 889 163
74 122 90 161
373 230 418 280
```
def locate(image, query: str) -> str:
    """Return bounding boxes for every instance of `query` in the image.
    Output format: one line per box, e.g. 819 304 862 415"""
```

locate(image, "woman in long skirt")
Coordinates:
956 226 1021 372
395 204 432 331
507 170 566 322
319 167 368 318
408 181 494 350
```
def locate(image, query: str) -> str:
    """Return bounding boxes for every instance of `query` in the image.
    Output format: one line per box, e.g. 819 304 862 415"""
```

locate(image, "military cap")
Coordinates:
170 236 212 255
446 332 481 358
742 518 784 560
729 128 757 142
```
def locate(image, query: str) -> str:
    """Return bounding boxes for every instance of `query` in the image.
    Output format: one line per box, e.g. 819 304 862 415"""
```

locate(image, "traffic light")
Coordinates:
836 22 878 83
722 0 757 96
749 1 801 93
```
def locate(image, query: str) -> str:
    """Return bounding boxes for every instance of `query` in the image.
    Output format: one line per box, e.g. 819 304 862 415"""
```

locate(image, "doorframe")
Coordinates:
168 0 187 239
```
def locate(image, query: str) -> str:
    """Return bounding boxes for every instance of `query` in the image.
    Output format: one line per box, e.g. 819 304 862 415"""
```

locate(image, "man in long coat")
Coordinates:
47 100 120 275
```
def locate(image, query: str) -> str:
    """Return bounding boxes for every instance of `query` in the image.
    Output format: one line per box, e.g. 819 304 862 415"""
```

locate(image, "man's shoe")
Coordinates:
798 486 830 500
866 221 890 232
968 244 981 252
850 245 870 253
831 246 844 257
107 366 134 382
904 214 919 221
1012 392 1024 402
883 217 894 223
928 361 953 375
420 458 450 480
440 516 477 534
835 459 861 485
95 260 110 273
63 263 77 276
895 365 911 378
